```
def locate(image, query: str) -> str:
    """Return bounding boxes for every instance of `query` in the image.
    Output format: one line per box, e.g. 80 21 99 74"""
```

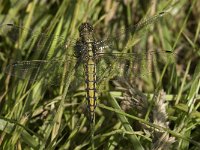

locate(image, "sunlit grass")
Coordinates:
0 0 200 149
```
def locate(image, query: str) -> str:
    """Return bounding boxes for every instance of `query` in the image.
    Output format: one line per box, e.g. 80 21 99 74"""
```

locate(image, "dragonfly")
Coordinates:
1 11 176 123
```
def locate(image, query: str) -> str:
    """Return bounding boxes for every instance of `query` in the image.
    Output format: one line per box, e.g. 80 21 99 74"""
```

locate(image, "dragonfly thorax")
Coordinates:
79 22 95 43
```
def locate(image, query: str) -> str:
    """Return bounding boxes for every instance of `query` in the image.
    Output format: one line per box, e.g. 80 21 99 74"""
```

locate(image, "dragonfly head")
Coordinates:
79 22 94 42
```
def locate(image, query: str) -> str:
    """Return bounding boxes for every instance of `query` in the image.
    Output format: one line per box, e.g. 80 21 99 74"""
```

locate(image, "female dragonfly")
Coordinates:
1 11 175 122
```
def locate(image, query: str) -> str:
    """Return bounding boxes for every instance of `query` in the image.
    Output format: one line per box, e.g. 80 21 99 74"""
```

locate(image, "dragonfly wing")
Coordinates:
95 12 167 52
0 24 77 58
96 50 176 87
5 57 77 86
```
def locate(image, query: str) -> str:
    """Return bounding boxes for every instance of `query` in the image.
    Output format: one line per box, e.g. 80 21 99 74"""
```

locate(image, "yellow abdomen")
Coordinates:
84 58 97 122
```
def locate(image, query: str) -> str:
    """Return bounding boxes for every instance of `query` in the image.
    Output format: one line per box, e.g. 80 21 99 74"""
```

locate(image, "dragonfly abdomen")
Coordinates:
84 58 97 122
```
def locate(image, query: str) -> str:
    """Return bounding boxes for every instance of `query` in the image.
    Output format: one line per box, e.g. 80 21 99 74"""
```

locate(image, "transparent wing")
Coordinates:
95 12 166 52
96 50 177 87
0 24 77 58
0 12 166 58
5 56 78 86
5 50 176 87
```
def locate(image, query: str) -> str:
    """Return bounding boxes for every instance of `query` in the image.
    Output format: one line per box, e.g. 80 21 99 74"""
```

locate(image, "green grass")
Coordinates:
0 0 200 149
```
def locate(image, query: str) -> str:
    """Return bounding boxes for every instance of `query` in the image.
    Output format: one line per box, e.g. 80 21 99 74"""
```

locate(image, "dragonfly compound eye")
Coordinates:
79 22 94 33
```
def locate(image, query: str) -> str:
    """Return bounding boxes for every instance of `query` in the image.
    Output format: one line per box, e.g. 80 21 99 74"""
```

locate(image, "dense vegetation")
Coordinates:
0 0 199 149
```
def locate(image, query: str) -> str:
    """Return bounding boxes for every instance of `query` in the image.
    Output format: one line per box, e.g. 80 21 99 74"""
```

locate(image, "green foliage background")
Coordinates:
0 0 199 149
